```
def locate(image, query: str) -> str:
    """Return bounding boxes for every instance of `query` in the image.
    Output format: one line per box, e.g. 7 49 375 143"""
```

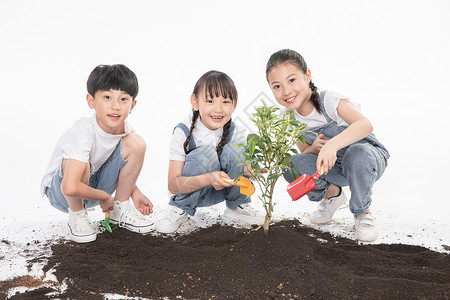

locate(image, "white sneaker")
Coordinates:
223 204 265 225
110 200 155 234
309 188 347 224
354 213 378 242
155 205 189 234
68 208 96 243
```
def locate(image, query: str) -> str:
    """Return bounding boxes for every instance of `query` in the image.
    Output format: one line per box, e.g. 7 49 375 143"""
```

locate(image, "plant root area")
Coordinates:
2 220 450 299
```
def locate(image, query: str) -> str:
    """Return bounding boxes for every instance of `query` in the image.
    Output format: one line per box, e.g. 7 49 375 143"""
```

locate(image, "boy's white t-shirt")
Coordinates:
279 90 361 129
169 115 246 161
40 114 133 196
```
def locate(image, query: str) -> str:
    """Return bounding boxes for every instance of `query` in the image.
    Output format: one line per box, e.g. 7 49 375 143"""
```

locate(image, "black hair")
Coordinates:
184 70 237 157
87 64 139 99
266 49 322 114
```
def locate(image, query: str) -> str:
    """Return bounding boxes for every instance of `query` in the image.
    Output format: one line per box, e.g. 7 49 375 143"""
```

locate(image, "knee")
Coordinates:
220 143 244 162
290 153 317 171
121 133 146 158
185 146 219 173
343 144 376 173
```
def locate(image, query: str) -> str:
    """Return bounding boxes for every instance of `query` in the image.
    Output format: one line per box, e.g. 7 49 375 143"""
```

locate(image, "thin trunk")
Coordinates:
263 215 270 235
263 181 276 235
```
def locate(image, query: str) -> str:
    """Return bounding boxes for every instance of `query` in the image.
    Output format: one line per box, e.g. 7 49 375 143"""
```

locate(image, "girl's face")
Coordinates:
267 62 312 114
191 90 236 131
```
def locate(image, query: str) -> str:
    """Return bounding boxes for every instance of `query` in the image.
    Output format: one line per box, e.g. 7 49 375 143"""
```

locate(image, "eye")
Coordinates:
289 78 295 83
121 97 129 102
272 84 280 90
206 99 214 104
104 95 111 100
223 99 232 105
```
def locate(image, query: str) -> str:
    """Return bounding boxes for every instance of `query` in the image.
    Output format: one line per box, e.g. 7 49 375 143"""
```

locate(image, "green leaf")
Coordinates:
288 167 299 180
268 173 281 181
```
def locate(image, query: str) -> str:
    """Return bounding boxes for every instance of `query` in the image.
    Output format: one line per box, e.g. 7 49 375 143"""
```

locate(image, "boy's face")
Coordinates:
87 89 136 135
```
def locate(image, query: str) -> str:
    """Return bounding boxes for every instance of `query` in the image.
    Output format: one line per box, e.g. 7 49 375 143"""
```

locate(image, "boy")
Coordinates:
40 64 155 243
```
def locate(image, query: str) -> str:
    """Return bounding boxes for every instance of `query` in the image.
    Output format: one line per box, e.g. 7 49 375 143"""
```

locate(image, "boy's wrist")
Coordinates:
101 191 112 202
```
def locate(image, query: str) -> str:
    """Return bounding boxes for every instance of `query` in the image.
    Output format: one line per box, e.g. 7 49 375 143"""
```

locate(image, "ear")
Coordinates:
86 94 95 109
305 69 312 83
232 98 238 112
129 99 137 113
190 94 199 111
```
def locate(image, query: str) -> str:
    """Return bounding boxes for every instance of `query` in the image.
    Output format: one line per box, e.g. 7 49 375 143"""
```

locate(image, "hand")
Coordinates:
100 194 114 213
131 189 153 215
209 171 232 190
316 142 337 175
311 134 327 154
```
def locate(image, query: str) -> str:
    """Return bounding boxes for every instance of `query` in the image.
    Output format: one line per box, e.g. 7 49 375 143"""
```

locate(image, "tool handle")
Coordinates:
312 171 321 180
105 211 111 218
312 166 325 179
221 177 247 188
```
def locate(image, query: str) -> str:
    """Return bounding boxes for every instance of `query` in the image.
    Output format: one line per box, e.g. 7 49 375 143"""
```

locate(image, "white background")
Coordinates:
1 0 449 282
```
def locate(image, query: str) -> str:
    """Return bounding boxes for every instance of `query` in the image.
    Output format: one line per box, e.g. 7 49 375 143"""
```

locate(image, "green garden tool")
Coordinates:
100 211 112 233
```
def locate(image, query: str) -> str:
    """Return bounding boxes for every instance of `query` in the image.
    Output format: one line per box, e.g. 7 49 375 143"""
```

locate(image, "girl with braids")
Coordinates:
155 70 264 234
266 49 389 242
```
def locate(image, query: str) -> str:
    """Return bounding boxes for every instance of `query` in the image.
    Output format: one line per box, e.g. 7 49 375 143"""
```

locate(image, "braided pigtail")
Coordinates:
183 110 199 155
216 119 232 158
309 80 322 114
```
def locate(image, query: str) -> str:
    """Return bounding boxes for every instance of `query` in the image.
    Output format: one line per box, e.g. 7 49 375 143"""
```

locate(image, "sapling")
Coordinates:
236 102 312 234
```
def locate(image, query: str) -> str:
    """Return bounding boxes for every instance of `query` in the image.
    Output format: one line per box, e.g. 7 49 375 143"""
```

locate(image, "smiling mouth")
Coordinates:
285 96 296 103
211 116 224 122
108 114 121 119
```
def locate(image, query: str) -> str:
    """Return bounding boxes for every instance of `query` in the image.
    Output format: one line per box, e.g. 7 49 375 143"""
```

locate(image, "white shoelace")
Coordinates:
118 205 131 228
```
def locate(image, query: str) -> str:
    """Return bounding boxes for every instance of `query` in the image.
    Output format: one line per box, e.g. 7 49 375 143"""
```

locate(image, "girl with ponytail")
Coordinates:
266 49 389 242
156 70 264 233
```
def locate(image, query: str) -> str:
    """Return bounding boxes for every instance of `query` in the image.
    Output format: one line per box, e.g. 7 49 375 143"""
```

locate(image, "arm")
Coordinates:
168 160 232 194
60 159 113 212
317 99 373 173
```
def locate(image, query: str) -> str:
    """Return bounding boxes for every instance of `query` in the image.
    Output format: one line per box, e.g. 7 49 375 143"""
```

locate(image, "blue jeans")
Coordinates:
169 144 251 216
45 141 126 213
284 142 388 214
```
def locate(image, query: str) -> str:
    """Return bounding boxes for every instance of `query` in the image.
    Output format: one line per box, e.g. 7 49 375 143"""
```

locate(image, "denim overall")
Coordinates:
169 122 251 216
284 91 390 214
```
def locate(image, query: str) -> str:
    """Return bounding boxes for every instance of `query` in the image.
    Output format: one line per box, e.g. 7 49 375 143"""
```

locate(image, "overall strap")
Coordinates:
318 90 333 123
173 123 196 152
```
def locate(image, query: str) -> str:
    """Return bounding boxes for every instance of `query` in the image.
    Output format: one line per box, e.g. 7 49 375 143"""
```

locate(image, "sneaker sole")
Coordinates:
68 224 96 243
355 231 379 242
223 209 265 226
110 219 156 234
155 215 189 234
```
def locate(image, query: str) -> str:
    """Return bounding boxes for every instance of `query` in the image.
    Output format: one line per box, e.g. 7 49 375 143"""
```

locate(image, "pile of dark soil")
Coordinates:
1 220 449 299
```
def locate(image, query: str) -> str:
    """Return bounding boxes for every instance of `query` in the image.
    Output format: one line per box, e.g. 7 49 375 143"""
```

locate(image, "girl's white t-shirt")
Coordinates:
40 114 133 196
169 115 246 161
279 90 360 129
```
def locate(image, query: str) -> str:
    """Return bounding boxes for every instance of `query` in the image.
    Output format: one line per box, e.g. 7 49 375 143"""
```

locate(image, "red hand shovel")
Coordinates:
287 171 321 201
